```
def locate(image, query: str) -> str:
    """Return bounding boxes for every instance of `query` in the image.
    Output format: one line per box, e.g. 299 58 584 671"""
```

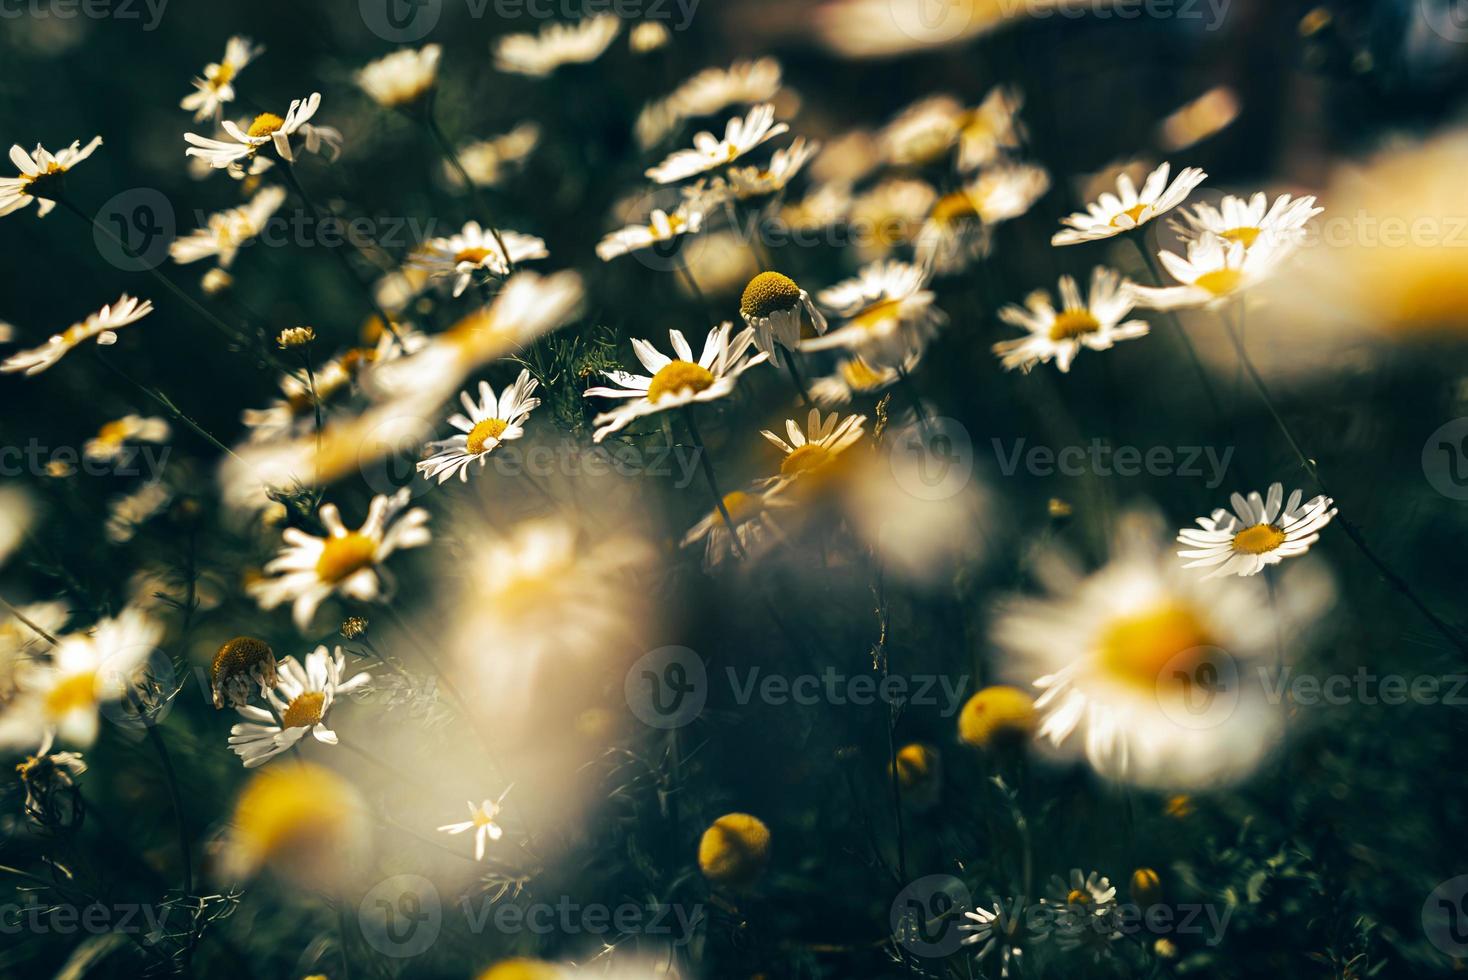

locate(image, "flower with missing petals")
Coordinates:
739 271 828 355
438 788 512 861
1 294 154 376
992 267 1149 374
170 185 286 268
595 204 705 261
1052 162 1207 246
185 93 341 178
494 15 621 77
645 104 789 184
0 137 102 218
180 36 263 121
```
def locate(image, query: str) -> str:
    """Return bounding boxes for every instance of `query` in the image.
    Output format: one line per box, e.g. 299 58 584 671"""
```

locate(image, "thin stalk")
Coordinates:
420 100 516 275
1128 233 1227 425
0 595 59 645
681 407 746 560
779 345 812 408
94 353 242 462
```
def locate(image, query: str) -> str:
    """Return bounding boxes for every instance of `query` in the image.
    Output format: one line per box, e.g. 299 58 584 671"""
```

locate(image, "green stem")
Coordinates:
1128 233 1227 425
681 407 747 560
420 100 516 276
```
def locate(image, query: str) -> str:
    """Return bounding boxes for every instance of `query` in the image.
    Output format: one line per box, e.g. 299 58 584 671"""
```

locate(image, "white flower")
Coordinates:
494 14 621 77
1 294 153 376
410 222 548 297
180 36 262 121
635 58 783 150
759 408 867 487
185 93 341 178
169 185 287 267
1129 233 1286 311
583 323 769 442
738 271 828 355
229 646 371 767
595 204 705 261
717 137 820 201
629 21 671 54
84 415 171 464
967 162 1051 225
879 94 967 167
646 104 789 184
913 189 991 276
417 369 540 484
1177 483 1336 579
957 86 1026 172
804 260 945 366
1052 162 1207 246
446 124 540 188
1039 870 1122 953
808 355 904 406
991 513 1316 789
249 489 431 630
681 485 792 569
1169 191 1322 255
0 602 67 708
105 482 172 545
847 178 936 262
356 44 441 108
960 899 1026 971
992 267 1150 374
0 137 103 219
438 788 511 860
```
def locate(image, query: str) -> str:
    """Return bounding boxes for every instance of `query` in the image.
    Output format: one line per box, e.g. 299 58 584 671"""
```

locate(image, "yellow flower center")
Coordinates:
454 247 494 266
247 112 286 139
1112 203 1150 227
720 490 759 524
780 443 833 478
740 271 802 319
1098 604 1213 690
1194 268 1244 297
280 690 326 729
472 806 499 828
315 533 377 584
466 418 510 455
646 360 715 403
1048 309 1102 341
930 191 978 226
211 62 238 86
1232 522 1287 555
851 298 905 335
1221 226 1262 248
1066 889 1092 906
96 420 131 446
45 671 97 717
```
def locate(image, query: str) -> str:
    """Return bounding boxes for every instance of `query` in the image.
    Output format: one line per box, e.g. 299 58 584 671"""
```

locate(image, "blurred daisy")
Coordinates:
968 162 1051 225
961 899 1025 971
438 788 511 861
1 294 153 376
993 267 1150 374
991 512 1307 789
958 86 1026 172
10 608 162 748
417 369 540 484
494 14 621 77
914 190 989 275
180 36 262 121
169 185 286 267
636 58 783 150
447 123 541 188
228 645 370 768
1129 234 1285 311
1052 162 1207 246
0 603 67 707
595 203 705 261
185 93 341 177
809 354 903 405
848 178 936 261
682 484 792 568
1177 483 1336 579
777 182 853 234
356 44 441 108
83 415 170 464
804 260 946 366
879 94 965 167
0 137 102 218
220 762 368 888
104 482 172 545
584 323 768 442
760 408 867 488
1041 870 1122 954
646 104 789 184
718 137 820 202
249 488 431 630
1169 192 1321 254
629 21 671 54
739 271 827 355
411 222 548 297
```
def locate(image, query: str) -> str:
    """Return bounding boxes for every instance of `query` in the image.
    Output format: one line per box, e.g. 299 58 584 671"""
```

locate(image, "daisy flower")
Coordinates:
493 14 621 77
583 323 769 443
228 645 370 767
180 36 262 121
169 185 286 267
220 762 368 889
967 162 1051 225
595 203 705 261
1177 483 1337 579
739 271 828 355
804 260 946 366
417 369 540 484
992 267 1150 374
356 44 442 108
847 178 936 261
438 788 512 861
991 512 1317 789
681 485 793 568
410 222 548 297
1040 870 1122 953
185 93 341 178
249 488 431 630
635 58 783 151
914 189 990 276
104 482 172 545
1129 233 1286 311
629 21 671 54
83 415 170 464
957 86 1026 172
717 137 821 202
1 294 154 376
447 123 541 189
0 137 103 219
808 354 904 406
1169 191 1322 254
8 608 162 749
960 899 1026 971
879 94 967 166
1052 162 1207 246
645 104 789 184
759 408 867 488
